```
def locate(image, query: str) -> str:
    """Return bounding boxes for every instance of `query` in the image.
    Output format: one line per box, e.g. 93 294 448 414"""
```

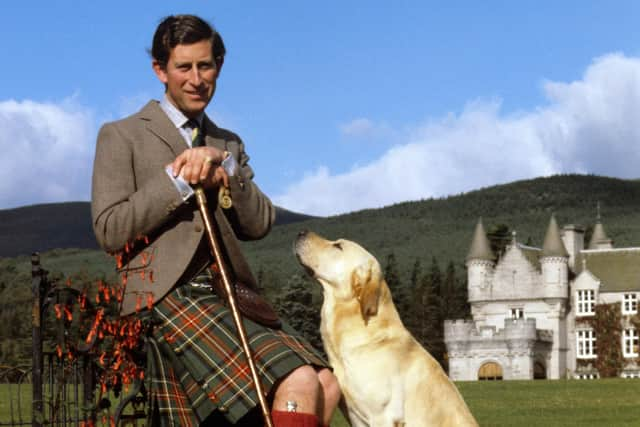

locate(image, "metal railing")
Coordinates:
0 254 147 427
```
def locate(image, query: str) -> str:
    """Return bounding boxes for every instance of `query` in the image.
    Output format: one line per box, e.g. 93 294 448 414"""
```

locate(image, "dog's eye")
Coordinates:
333 242 343 250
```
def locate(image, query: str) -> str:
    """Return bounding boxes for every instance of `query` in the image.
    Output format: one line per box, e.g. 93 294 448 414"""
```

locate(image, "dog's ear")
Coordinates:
351 261 381 323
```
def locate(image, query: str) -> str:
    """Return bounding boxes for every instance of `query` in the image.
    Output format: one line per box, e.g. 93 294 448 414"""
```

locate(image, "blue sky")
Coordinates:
2 1 640 215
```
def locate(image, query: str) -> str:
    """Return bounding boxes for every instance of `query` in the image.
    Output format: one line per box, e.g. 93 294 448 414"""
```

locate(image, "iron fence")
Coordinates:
0 254 147 427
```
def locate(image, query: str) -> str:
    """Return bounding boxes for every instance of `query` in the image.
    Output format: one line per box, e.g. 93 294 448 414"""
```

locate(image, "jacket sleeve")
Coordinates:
91 122 184 253
222 135 275 241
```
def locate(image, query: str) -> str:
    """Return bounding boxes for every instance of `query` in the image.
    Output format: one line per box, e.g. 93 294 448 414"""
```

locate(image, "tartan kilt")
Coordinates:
146 284 328 426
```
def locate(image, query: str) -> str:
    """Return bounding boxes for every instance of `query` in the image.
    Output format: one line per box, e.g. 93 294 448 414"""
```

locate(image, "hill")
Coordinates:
242 173 640 298
4 174 640 287
3 173 640 366
0 202 315 257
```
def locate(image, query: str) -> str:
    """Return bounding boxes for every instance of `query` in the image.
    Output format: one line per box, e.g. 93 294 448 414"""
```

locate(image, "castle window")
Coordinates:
622 293 638 315
576 290 595 316
577 329 596 359
623 328 639 358
510 308 524 319
575 373 599 380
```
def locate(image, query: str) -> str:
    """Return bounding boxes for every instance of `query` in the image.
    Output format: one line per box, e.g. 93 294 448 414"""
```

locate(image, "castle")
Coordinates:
444 215 640 380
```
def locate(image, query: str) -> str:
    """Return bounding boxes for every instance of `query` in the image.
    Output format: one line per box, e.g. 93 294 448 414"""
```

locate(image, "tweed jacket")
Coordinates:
91 100 275 315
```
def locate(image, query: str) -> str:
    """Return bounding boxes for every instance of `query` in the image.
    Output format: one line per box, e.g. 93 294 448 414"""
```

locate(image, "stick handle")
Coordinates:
194 186 273 427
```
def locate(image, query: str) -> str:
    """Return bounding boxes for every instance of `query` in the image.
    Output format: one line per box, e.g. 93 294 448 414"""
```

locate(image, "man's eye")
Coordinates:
333 242 343 250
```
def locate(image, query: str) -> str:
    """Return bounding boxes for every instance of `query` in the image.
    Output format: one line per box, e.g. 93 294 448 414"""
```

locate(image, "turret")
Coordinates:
588 219 613 250
541 215 569 296
467 218 495 301
588 203 613 249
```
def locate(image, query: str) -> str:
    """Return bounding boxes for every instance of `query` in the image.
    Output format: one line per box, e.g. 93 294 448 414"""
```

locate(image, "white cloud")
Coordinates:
0 98 96 209
340 118 376 137
338 117 396 144
274 53 640 216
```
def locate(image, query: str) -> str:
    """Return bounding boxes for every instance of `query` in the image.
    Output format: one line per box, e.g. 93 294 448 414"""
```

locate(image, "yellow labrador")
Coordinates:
295 231 477 427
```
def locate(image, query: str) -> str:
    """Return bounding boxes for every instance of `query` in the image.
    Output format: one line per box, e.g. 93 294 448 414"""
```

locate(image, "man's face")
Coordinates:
153 40 219 118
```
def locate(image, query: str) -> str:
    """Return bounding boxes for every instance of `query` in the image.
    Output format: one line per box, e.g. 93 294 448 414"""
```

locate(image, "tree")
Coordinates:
405 258 423 336
273 274 324 353
384 253 410 322
487 223 512 258
426 257 442 298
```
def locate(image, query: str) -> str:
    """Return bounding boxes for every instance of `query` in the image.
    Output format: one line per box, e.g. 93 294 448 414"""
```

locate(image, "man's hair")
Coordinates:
151 14 226 68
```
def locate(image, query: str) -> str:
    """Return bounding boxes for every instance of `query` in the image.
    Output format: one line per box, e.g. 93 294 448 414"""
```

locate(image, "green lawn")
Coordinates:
458 379 640 427
3 379 640 426
330 378 640 426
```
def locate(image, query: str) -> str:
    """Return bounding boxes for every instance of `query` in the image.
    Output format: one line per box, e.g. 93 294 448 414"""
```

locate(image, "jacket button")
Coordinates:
195 225 202 232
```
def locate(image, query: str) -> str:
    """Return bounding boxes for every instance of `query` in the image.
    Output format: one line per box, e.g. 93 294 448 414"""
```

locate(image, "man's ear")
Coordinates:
351 261 380 323
152 60 168 84
215 55 224 75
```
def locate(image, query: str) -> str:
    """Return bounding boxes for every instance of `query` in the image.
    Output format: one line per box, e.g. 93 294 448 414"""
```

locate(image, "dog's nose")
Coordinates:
298 230 308 238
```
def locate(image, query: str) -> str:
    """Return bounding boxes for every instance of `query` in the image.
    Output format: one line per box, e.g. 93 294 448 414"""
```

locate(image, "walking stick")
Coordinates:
194 186 274 427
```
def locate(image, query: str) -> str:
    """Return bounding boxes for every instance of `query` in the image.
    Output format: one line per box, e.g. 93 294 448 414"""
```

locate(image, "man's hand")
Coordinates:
169 147 230 189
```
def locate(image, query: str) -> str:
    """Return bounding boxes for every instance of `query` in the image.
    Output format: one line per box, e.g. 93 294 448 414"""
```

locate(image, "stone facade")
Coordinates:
445 215 640 380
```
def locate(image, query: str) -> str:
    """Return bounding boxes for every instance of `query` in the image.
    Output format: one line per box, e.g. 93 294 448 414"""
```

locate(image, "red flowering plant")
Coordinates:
50 236 156 425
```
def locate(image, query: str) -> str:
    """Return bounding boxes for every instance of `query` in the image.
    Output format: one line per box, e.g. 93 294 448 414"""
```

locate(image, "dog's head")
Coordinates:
295 231 382 321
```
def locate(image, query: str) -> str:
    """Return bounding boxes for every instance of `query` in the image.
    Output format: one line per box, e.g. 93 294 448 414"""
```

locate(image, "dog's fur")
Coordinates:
295 231 478 427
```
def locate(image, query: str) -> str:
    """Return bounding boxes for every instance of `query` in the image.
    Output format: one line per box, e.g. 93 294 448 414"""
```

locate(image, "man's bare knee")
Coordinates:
318 368 341 406
272 365 321 414
278 365 320 393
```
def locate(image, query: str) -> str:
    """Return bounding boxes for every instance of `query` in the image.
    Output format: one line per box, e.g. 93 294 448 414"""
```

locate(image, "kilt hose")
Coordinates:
146 283 328 426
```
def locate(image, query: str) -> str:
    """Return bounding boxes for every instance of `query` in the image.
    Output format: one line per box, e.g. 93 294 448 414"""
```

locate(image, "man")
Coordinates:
91 14 339 427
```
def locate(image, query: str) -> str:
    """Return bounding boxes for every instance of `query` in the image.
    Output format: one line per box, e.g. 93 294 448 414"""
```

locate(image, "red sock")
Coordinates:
271 410 318 427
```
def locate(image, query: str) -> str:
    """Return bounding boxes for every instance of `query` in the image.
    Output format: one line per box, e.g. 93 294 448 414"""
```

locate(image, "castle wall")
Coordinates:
445 318 553 380
489 246 541 300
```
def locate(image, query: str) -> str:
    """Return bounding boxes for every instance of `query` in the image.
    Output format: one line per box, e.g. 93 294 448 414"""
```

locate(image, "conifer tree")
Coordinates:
273 274 324 353
427 257 443 299
422 258 447 368
384 252 410 320
443 261 457 319
406 258 423 339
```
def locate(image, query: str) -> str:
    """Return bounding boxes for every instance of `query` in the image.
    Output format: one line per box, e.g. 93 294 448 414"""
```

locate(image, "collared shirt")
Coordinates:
160 95 237 202
160 96 205 148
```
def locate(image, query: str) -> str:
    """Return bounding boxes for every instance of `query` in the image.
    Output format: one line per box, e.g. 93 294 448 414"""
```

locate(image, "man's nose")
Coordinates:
189 65 202 85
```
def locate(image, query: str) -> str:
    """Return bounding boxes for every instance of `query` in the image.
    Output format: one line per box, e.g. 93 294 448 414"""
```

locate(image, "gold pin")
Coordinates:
218 186 233 209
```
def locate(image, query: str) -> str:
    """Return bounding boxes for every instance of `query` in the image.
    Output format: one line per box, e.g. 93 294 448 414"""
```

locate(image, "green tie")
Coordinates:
188 120 204 147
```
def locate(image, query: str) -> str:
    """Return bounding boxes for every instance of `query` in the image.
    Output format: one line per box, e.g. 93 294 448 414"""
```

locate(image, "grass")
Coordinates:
458 379 640 427
3 379 640 426
329 378 640 426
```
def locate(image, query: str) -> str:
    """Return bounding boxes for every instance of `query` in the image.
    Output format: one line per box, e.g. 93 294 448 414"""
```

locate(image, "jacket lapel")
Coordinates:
203 116 227 151
139 101 188 156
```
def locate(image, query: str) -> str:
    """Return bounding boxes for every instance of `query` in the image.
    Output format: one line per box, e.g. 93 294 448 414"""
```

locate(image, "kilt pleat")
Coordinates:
147 285 327 425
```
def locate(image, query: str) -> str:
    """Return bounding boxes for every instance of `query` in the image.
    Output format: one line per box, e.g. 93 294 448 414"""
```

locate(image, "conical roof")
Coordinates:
542 214 569 257
467 218 495 261
588 221 610 249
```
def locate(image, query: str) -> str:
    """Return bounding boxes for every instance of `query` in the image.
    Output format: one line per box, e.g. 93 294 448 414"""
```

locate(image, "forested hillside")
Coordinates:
2 174 640 367
0 203 315 257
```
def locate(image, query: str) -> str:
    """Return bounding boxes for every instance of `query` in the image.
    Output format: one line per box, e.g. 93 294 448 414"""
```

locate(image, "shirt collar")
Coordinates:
159 95 205 129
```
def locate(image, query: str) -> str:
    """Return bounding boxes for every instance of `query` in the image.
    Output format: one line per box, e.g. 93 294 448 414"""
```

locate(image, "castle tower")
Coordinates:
540 214 569 379
467 218 495 303
541 214 569 290
588 209 613 249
